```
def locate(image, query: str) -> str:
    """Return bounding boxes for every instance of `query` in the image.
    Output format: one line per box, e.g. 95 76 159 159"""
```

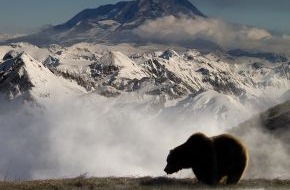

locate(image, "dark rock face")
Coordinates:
2 50 20 61
262 101 290 131
228 49 288 63
0 54 34 98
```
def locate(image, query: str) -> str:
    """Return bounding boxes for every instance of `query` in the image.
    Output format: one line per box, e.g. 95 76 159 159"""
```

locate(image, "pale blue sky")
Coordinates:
0 0 289 35
191 0 290 35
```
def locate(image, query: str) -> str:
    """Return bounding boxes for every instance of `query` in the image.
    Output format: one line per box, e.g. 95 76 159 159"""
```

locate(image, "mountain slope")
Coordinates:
262 100 290 132
0 51 85 101
161 90 251 129
230 100 290 179
233 100 290 142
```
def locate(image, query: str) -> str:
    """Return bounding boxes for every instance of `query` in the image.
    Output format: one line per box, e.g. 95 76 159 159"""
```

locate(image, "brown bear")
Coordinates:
164 133 248 185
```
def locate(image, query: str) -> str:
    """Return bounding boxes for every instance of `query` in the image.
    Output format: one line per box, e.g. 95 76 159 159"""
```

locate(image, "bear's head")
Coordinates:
164 148 180 174
164 133 212 174
164 143 193 174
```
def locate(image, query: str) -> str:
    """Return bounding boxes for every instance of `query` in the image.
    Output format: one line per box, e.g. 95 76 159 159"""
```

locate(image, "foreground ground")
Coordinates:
0 177 290 190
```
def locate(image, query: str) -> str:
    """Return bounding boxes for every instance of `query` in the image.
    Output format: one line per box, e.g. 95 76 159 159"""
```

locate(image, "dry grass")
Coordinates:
0 177 290 190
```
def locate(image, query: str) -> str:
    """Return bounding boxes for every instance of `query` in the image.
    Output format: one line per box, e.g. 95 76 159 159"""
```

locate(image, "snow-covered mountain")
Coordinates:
0 42 289 128
57 0 205 30
4 0 206 46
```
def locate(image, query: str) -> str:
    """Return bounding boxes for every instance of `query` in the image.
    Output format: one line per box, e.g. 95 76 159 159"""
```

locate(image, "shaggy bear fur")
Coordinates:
164 133 248 185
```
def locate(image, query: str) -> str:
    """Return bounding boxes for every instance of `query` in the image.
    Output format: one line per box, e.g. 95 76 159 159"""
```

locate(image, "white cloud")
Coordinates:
282 34 290 40
0 97 224 180
134 16 290 54
242 27 272 41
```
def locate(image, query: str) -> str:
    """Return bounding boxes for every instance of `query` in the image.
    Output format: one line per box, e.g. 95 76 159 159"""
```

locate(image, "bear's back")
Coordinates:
213 134 248 176
213 134 247 158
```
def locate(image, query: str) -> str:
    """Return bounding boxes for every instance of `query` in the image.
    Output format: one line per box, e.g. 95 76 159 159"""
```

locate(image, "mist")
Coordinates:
134 16 290 54
0 93 289 180
0 96 204 180
232 117 290 179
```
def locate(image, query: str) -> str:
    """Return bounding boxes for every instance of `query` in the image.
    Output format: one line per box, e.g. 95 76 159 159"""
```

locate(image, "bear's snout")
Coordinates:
164 165 175 174
164 167 169 174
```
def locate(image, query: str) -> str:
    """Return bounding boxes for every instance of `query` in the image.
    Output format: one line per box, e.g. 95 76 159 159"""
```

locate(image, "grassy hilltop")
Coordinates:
1 177 290 190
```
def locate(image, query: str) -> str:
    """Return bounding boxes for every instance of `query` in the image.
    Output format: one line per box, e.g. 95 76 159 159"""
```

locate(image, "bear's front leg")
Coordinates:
192 162 218 185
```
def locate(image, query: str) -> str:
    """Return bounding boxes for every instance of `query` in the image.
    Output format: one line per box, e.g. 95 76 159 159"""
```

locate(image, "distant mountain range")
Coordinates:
0 42 289 129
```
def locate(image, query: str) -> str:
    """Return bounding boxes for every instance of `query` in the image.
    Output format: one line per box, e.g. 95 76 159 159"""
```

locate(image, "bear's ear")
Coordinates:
170 149 173 153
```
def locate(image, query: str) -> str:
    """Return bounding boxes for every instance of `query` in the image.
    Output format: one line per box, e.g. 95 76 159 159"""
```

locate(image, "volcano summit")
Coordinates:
6 0 205 46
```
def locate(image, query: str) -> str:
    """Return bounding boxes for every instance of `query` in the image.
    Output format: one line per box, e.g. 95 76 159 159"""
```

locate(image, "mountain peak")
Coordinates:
0 51 39 98
0 51 85 99
55 0 204 31
137 0 204 14
4 0 205 45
